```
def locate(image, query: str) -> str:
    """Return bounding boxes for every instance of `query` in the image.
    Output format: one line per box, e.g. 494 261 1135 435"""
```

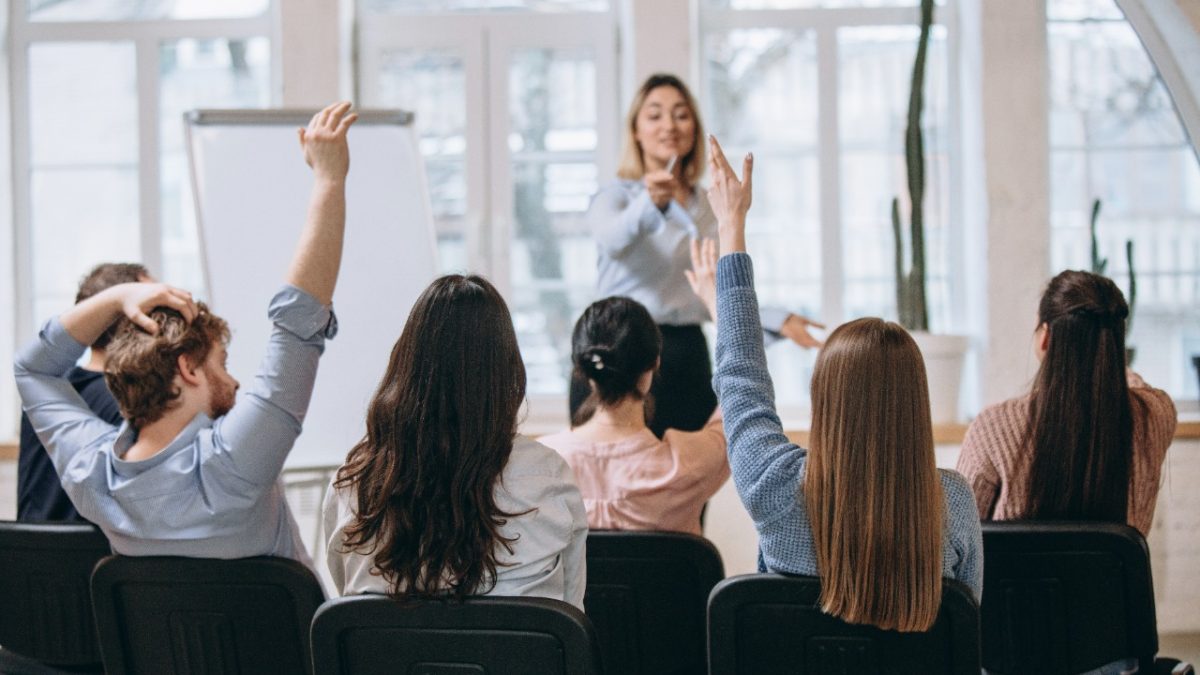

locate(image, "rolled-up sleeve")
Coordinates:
210 285 338 486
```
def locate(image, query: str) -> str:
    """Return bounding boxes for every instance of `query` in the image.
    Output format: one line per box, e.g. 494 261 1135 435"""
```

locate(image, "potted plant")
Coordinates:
890 0 969 424
1088 198 1137 364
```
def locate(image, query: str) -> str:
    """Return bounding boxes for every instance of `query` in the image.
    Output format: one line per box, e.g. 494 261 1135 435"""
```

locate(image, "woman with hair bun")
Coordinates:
957 269 1177 536
541 239 729 535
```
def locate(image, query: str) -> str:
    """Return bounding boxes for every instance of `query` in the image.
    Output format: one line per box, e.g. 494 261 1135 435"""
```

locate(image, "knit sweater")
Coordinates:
713 252 984 600
956 373 1177 537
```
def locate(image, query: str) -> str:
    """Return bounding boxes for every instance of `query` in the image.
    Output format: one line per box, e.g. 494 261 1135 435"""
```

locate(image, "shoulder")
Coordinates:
595 179 642 199
938 468 975 504
536 430 577 454
1130 384 1177 425
504 436 575 481
938 469 983 536
963 396 1027 447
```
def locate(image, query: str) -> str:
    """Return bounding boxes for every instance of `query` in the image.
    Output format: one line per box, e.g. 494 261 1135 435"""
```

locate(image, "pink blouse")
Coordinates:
539 410 730 536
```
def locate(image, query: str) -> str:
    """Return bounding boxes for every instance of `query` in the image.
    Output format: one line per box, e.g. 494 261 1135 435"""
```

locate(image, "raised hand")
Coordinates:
298 101 358 181
684 237 719 321
705 134 753 255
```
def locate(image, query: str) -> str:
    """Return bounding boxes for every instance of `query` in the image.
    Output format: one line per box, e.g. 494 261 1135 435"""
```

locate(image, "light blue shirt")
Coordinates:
713 253 984 600
588 179 789 331
13 285 337 568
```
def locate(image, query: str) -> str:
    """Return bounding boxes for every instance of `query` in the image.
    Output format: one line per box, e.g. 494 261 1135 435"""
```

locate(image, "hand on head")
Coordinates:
684 237 719 321
705 134 752 255
298 101 358 181
117 283 198 335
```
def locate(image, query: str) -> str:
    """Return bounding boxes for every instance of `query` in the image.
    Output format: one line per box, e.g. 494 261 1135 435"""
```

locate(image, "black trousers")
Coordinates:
569 323 717 439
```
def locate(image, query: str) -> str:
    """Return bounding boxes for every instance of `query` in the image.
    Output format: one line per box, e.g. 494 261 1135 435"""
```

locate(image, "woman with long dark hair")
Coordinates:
957 270 1176 536
323 275 588 607
706 135 982 630
540 273 729 535
580 73 821 438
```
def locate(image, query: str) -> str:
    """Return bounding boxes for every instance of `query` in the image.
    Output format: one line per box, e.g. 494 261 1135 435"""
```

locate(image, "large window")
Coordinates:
10 1 276 338
5 1 277 439
700 0 961 408
356 2 617 407
1048 0 1200 401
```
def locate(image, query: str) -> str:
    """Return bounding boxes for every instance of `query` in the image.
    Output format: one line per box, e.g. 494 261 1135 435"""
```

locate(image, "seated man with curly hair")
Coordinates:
13 101 357 565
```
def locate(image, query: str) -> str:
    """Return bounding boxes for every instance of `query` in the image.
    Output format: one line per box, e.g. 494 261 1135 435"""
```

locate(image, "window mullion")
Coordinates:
11 1 35 353
817 25 844 325
136 37 163 278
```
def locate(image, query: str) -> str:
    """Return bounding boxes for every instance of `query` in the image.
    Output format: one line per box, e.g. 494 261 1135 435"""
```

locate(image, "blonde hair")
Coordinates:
616 73 705 188
805 318 943 632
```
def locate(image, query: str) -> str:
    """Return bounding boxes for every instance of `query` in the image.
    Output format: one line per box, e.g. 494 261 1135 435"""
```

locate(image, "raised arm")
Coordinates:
707 135 809 523
209 102 356 485
287 101 358 305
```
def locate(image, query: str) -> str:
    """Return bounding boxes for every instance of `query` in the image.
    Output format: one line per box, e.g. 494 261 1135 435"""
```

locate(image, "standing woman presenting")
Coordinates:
580 73 819 437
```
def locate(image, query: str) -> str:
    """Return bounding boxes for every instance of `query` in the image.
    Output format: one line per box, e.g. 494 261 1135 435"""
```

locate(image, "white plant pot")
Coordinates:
910 332 970 425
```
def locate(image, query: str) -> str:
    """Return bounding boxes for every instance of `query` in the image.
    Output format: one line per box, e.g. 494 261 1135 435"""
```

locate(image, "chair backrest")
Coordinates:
980 521 1158 675
707 574 981 675
90 555 325 675
583 530 724 675
0 521 110 668
310 594 603 675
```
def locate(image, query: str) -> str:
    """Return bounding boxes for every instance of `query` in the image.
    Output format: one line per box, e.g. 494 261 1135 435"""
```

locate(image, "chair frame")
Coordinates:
0 521 110 669
707 573 981 675
90 555 325 675
310 594 603 675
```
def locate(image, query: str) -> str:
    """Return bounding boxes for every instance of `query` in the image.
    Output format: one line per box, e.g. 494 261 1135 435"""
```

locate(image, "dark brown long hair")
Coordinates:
1023 270 1134 523
334 274 528 600
806 318 942 632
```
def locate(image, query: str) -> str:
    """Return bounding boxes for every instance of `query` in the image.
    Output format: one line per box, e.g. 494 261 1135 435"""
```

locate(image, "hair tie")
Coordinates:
590 353 605 371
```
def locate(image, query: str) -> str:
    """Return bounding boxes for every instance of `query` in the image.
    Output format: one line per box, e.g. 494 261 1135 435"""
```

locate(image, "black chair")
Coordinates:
707 574 981 675
0 521 110 673
584 530 724 675
980 522 1195 675
310 594 603 675
90 555 325 675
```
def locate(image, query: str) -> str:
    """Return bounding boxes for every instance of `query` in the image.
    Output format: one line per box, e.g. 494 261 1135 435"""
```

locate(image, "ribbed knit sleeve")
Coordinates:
713 253 809 527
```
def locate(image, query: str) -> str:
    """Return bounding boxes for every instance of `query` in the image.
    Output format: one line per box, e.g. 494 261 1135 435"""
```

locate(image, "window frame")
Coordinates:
3 1 280 440
696 3 966 332
355 5 620 429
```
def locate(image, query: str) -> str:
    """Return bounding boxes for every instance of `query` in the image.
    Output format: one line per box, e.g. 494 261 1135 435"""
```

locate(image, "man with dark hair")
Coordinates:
17 262 149 521
14 101 357 565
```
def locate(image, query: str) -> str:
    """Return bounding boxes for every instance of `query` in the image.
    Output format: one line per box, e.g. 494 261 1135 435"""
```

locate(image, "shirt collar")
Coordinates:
111 412 214 470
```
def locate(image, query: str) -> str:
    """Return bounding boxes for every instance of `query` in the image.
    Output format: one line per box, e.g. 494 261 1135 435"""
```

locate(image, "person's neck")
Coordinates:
575 397 649 441
82 348 106 372
123 405 204 462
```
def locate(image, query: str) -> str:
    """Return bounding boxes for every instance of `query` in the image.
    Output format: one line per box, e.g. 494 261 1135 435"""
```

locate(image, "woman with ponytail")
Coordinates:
957 270 1176 536
541 243 729 535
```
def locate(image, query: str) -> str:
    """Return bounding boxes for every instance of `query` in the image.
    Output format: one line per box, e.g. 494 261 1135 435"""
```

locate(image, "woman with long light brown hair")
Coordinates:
706 135 982 631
